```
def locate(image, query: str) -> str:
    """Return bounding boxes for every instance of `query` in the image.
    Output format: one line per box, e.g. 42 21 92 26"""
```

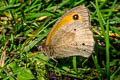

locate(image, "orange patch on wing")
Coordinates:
45 12 84 45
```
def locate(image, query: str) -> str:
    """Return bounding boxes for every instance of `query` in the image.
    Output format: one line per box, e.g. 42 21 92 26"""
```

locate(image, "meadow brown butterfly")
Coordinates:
38 5 95 58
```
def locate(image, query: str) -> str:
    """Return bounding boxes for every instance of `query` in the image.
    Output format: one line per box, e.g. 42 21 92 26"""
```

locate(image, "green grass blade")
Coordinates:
95 0 105 37
23 34 48 52
73 56 77 72
106 20 110 80
110 67 120 80
92 55 103 80
108 0 117 17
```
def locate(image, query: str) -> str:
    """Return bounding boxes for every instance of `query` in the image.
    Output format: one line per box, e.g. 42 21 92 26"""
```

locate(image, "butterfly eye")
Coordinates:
73 14 79 20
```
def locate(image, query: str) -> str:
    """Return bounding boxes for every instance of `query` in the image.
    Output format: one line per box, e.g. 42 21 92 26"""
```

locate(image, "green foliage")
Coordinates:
0 0 120 80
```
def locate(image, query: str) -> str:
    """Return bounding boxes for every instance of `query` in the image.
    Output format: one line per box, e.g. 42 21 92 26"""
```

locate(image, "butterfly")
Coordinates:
38 5 95 58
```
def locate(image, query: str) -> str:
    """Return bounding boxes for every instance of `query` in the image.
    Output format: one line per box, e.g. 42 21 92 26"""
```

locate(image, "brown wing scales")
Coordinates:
44 21 94 58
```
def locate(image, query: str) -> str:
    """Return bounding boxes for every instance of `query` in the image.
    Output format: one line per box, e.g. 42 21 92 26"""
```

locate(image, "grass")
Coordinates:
0 0 120 80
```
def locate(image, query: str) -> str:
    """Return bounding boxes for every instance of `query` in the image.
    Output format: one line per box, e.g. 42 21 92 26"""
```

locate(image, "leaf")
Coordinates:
26 12 55 19
17 68 35 80
0 3 21 11
110 16 120 24
111 26 120 35
8 62 21 73
0 72 5 78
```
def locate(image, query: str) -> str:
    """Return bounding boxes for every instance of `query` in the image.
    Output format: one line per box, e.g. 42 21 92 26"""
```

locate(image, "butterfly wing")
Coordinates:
48 21 94 58
45 5 90 45
41 5 95 58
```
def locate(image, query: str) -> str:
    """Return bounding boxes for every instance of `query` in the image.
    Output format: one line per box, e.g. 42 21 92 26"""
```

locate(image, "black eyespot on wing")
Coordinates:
73 14 79 20
74 29 76 31
82 43 85 46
